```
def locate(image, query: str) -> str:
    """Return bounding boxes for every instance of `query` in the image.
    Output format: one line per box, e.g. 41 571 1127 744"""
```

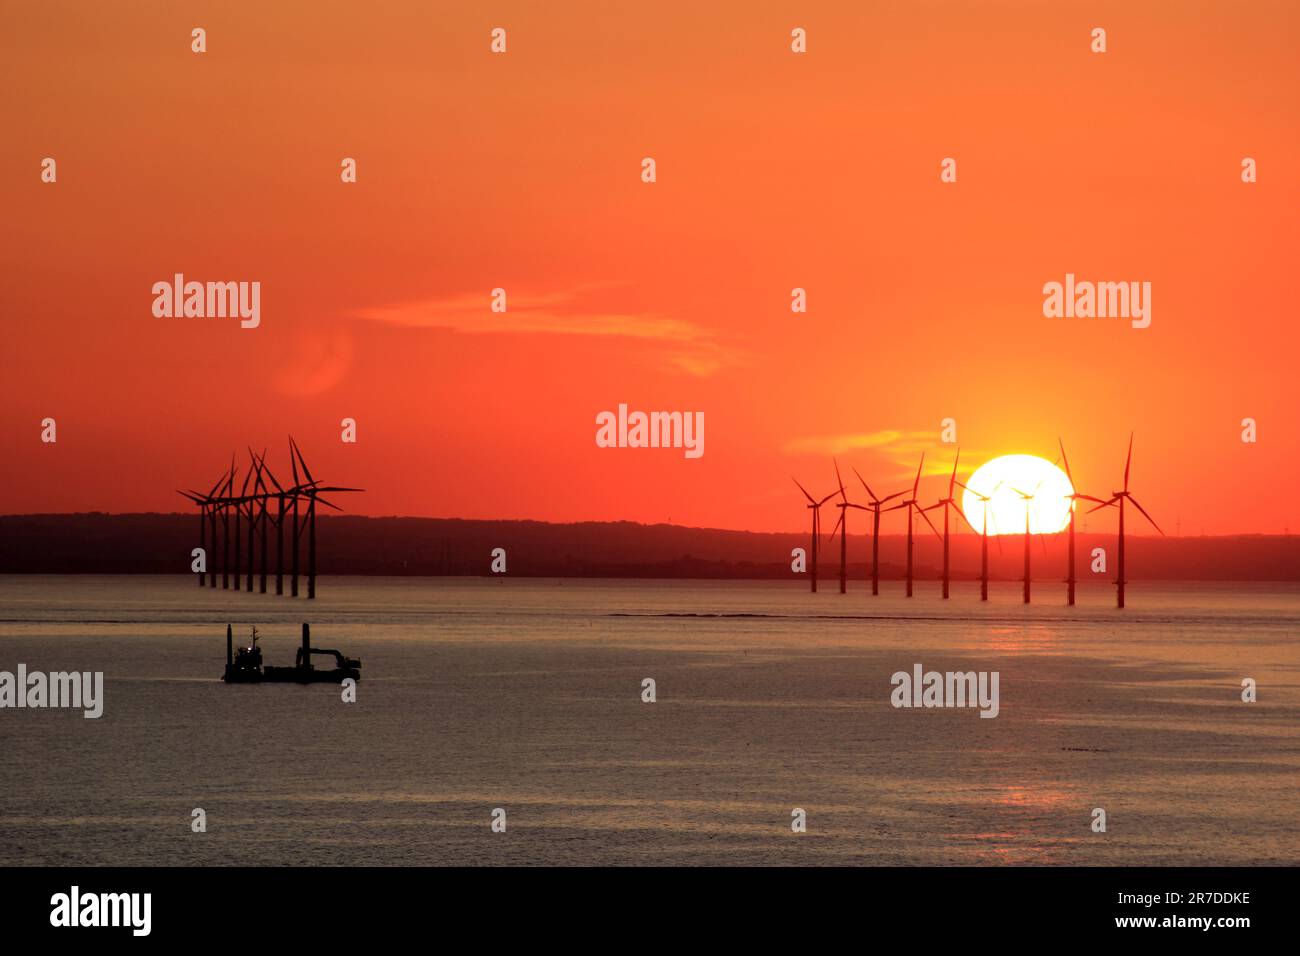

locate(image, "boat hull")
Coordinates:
223 666 359 684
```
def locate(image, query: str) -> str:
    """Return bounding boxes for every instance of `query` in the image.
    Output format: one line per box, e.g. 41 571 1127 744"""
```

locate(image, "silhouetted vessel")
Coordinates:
223 623 361 684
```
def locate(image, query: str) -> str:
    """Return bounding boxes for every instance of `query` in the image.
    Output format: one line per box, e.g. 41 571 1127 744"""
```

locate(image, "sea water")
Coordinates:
0 575 1296 866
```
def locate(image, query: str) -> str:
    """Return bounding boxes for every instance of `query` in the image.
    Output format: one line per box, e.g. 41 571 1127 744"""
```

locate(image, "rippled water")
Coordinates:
1 575 1297 865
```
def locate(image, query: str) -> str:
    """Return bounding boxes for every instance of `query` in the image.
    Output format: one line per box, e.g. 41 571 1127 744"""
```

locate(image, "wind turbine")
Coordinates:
1008 481 1045 604
288 437 363 599
954 479 1002 601
242 451 260 592
205 469 227 587
205 470 225 587
221 457 235 590
826 460 856 594
252 449 290 596
1088 434 1164 608
292 437 317 599
289 441 303 596
920 450 977 599
1057 438 1108 606
247 448 274 595
176 488 208 586
899 454 941 597
232 464 252 591
851 467 907 596
794 478 837 593
176 467 226 588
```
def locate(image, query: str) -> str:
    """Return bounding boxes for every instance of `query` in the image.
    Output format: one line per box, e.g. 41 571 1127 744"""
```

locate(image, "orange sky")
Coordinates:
3 1 1297 535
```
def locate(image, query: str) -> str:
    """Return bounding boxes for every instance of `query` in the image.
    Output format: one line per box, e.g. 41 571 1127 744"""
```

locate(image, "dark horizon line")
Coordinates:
0 510 1292 539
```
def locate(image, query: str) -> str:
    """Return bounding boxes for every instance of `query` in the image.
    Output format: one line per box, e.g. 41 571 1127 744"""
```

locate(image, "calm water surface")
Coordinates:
1 576 1297 865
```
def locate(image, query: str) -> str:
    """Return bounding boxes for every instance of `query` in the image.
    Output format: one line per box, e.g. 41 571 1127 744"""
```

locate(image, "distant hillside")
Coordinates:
1 514 1298 581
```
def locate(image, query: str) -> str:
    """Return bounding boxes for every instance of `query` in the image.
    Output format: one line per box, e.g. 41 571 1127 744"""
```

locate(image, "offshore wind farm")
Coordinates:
178 439 362 600
790 435 1160 608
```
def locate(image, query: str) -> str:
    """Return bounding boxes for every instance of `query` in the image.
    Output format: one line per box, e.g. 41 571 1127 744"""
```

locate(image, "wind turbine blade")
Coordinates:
916 503 942 540
816 492 838 507
1058 437 1074 485
292 437 315 485
878 489 907 504
827 509 843 543
852 467 877 502
289 437 300 486
948 449 960 497
247 447 264 495
1124 432 1133 491
913 454 924 496
311 486 364 493
314 496 344 512
1127 496 1164 535
792 477 816 504
1087 497 1120 514
259 453 284 493
1073 493 1107 504
833 459 846 500
882 501 909 513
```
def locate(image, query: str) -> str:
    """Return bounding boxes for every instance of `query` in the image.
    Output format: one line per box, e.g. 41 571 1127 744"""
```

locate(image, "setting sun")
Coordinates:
961 455 1074 536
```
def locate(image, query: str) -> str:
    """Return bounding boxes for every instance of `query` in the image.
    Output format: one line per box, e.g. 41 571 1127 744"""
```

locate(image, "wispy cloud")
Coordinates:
355 288 737 376
784 429 976 480
784 430 909 456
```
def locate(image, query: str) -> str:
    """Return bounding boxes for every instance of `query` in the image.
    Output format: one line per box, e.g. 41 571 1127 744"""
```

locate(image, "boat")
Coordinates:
222 623 361 684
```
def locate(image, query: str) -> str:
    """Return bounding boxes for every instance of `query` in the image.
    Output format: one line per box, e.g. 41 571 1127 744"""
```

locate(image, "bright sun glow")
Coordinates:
961 454 1075 536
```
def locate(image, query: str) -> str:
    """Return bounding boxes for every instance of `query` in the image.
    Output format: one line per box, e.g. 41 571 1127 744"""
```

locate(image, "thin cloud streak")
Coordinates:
784 429 995 482
355 290 738 376
783 430 907 456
